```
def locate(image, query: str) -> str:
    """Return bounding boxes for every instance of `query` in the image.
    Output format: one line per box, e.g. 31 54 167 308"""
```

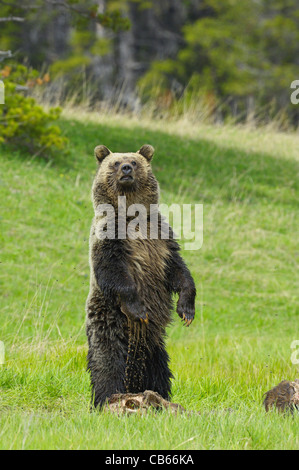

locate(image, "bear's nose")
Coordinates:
121 163 133 175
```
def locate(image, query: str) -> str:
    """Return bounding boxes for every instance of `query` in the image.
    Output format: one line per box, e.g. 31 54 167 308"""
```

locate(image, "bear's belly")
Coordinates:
126 238 172 323
127 238 168 279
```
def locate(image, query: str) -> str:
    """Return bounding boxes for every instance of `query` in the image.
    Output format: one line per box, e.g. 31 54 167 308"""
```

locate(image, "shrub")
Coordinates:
0 64 68 156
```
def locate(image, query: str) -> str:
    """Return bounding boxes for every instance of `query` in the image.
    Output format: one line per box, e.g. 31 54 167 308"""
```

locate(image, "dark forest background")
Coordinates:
1 0 299 125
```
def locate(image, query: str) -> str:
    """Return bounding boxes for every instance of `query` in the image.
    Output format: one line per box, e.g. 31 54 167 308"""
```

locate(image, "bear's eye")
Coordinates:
114 161 120 168
131 161 137 167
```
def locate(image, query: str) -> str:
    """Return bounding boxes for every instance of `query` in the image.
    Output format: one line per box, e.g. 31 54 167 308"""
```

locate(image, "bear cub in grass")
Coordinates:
86 144 196 408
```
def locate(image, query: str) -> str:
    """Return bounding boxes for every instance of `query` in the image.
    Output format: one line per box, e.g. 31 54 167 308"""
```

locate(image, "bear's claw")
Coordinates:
181 313 193 327
140 313 149 325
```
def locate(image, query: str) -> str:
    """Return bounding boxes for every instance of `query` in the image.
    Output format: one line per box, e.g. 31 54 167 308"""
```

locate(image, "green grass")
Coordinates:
0 113 298 449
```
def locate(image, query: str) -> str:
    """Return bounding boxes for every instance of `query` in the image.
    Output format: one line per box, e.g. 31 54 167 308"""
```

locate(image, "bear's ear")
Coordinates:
137 144 155 162
94 145 111 163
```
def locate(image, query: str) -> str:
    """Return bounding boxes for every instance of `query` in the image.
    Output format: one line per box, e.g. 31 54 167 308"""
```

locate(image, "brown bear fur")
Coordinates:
86 144 196 408
263 379 299 413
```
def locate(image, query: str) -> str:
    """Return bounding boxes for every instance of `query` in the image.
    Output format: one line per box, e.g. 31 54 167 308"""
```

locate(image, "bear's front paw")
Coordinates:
176 293 195 327
121 298 149 324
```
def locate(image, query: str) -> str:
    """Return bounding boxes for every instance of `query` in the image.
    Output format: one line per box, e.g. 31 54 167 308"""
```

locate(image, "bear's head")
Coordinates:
92 144 159 209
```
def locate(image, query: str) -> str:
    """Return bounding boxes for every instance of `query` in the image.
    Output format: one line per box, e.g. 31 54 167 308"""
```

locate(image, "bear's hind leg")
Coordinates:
142 342 173 400
86 314 129 408
87 346 127 408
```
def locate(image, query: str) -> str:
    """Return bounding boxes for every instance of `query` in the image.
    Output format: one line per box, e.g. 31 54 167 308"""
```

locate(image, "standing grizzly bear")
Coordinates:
86 144 196 408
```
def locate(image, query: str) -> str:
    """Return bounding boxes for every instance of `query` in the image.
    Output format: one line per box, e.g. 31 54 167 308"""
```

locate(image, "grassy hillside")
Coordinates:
0 113 298 449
